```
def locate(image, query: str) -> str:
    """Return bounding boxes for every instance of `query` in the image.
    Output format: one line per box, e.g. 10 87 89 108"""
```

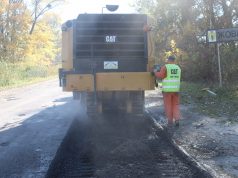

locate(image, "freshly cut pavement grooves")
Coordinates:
46 113 212 178
46 119 95 178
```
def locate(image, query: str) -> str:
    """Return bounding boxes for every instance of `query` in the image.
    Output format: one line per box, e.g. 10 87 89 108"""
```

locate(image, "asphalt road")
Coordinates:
0 79 82 177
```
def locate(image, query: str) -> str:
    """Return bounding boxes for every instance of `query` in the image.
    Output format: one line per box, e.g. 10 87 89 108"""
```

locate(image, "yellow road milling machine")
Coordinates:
59 14 155 117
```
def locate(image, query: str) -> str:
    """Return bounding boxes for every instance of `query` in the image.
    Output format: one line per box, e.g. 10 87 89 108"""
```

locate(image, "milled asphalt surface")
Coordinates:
0 79 82 177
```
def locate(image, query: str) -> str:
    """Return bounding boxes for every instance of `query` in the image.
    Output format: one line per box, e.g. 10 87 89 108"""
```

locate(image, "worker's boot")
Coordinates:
165 122 174 136
175 120 179 127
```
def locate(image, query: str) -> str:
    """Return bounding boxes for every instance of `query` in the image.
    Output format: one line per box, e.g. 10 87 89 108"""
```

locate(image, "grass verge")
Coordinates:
180 82 238 123
0 61 59 91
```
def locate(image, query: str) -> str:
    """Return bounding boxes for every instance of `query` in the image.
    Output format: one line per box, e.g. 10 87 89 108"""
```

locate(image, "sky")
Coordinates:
58 0 137 22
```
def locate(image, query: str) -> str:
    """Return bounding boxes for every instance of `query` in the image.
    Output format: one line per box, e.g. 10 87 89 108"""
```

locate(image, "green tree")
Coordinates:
25 13 61 65
134 0 238 84
0 0 31 62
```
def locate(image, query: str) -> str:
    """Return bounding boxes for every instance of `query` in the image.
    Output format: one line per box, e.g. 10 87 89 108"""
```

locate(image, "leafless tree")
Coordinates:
29 0 64 34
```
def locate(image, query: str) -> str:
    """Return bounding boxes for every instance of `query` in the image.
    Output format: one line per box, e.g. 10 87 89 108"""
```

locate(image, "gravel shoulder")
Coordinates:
145 89 238 178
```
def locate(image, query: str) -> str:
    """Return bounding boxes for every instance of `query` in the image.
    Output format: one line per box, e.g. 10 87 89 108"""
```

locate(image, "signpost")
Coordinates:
206 27 238 87
217 43 222 88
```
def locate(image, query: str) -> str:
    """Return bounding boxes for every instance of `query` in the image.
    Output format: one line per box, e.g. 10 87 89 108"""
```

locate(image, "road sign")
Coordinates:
207 28 238 43
207 30 217 43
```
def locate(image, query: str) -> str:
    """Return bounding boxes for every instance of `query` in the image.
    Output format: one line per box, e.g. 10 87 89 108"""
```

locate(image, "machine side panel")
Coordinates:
62 27 73 70
146 16 155 71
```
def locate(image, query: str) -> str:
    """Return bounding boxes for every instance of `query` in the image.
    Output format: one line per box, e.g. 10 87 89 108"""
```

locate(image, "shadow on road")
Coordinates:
0 96 87 177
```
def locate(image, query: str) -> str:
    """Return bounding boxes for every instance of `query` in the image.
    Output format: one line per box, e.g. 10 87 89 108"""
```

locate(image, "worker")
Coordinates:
153 55 181 127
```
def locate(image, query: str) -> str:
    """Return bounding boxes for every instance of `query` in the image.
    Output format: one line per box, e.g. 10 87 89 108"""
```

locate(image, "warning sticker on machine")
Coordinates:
104 61 118 69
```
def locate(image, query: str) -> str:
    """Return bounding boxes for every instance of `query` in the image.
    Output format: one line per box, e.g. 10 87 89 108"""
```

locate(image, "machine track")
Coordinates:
86 92 98 118
46 113 212 178
130 91 145 115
